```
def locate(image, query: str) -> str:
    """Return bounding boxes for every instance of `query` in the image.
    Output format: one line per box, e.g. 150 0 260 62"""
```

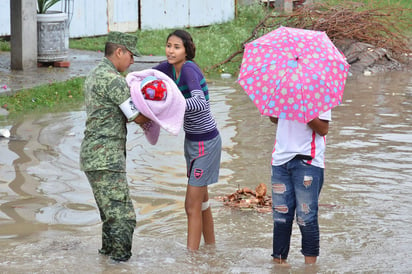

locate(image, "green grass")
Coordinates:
0 77 84 118
0 38 10 51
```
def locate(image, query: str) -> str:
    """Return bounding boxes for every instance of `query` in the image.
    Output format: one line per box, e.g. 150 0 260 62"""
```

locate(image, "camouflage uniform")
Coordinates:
80 56 136 261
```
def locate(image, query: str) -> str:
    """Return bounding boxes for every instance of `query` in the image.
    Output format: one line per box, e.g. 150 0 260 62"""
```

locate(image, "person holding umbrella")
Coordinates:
269 112 330 265
237 27 350 264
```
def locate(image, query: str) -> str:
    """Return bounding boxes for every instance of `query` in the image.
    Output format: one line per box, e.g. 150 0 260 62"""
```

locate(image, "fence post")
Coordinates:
10 0 37 70
275 0 294 13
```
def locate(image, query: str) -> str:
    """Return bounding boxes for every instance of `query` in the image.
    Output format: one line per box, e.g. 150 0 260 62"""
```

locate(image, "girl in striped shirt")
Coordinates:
153 29 222 251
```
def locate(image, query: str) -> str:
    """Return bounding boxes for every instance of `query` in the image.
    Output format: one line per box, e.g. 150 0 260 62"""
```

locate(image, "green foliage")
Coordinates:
0 38 10 51
0 77 84 116
69 36 107 52
37 0 62 14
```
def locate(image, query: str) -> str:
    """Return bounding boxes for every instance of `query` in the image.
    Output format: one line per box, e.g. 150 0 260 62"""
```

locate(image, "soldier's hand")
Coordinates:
133 113 151 125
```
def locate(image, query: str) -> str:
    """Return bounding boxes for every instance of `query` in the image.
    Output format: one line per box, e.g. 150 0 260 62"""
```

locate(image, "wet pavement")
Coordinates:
0 49 166 94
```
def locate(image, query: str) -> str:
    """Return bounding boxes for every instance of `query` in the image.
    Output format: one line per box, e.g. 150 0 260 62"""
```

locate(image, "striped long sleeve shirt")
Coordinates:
153 61 219 141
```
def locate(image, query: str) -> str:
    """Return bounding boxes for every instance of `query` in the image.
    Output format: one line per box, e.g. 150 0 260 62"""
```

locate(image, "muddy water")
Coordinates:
0 72 411 273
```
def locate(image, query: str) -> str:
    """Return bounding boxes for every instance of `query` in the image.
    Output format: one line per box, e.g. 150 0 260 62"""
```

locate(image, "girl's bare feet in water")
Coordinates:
273 258 291 267
304 256 317 264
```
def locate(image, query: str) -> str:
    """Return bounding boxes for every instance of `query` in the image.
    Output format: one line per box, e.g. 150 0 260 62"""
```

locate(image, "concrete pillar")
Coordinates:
10 0 37 70
277 0 315 12
275 0 295 13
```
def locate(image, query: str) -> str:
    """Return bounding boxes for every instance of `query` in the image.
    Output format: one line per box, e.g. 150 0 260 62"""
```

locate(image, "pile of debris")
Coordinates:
216 183 338 213
215 183 273 213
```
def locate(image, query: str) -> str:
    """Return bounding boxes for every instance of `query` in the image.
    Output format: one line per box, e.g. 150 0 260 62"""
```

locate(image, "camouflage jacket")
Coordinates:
80 57 131 171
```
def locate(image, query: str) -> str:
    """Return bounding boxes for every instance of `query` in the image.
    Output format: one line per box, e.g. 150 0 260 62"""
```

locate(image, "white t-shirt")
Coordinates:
271 110 331 168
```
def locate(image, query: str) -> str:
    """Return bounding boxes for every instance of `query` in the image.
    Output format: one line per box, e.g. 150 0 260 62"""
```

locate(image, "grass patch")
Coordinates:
0 37 10 51
69 36 106 52
0 77 84 117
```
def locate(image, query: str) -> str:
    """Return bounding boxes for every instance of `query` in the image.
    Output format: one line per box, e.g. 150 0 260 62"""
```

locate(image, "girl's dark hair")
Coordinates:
167 29 196 60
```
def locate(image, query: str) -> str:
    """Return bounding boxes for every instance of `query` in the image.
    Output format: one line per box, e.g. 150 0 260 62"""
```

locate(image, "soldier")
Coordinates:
80 31 150 262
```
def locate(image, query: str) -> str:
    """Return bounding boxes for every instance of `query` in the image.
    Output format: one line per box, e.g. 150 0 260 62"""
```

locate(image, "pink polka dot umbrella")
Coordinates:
238 26 350 123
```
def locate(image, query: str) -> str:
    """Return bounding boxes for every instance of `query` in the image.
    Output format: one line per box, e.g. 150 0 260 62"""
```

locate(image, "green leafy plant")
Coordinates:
0 38 10 51
37 0 61 14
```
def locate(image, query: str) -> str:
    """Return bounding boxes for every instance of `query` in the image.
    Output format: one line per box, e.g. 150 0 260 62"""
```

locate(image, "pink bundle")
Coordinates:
126 69 186 145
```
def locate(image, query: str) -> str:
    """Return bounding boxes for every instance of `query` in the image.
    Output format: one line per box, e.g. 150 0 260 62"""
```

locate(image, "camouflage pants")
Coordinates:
85 170 136 261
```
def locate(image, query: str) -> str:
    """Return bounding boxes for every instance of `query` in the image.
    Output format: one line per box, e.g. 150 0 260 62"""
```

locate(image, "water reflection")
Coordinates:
0 72 411 273
322 72 412 272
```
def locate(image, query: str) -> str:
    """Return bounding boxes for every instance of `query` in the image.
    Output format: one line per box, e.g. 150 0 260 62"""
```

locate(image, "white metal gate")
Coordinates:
1 0 235 38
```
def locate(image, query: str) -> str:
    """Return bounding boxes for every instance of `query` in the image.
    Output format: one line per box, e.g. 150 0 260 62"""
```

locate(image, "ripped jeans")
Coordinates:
271 158 324 260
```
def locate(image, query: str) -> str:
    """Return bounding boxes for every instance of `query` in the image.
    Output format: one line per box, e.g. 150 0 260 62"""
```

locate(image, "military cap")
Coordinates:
107 31 141 56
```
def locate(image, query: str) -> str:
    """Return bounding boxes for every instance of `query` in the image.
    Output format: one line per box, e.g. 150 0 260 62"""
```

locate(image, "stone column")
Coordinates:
10 0 37 70
275 0 294 13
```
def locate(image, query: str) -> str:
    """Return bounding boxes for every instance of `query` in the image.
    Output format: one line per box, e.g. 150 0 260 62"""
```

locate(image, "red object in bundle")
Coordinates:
142 79 167 101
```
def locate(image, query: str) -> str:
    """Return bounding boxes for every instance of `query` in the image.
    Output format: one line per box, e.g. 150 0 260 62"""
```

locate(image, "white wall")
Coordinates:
0 1 10 36
189 0 235 27
69 0 108 37
1 0 235 38
140 0 235 30
140 0 189 30
107 0 139 33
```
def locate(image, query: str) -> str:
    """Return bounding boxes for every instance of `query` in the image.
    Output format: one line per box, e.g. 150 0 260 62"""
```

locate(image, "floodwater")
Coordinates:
0 72 411 273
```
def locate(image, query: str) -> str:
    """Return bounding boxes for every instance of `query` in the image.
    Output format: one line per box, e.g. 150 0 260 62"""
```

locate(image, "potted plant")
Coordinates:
37 0 69 63
37 0 62 14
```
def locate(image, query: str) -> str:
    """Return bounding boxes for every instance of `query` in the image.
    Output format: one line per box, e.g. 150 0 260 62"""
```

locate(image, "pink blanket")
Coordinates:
126 69 185 145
